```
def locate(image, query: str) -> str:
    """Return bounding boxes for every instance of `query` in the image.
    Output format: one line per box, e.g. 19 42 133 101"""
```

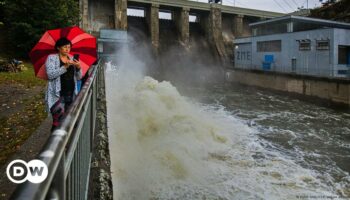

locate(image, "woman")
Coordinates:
45 37 81 131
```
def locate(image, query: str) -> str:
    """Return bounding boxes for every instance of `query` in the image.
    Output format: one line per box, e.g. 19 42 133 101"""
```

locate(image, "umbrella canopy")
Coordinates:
29 26 97 79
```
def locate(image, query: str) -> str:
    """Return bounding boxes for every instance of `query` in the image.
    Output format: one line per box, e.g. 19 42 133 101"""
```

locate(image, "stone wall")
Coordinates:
226 69 350 106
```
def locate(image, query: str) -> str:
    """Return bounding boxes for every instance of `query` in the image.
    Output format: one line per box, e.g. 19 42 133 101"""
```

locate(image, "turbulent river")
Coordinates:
105 63 350 200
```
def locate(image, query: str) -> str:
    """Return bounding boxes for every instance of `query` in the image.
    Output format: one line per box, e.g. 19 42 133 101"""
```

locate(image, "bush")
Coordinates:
3 0 79 58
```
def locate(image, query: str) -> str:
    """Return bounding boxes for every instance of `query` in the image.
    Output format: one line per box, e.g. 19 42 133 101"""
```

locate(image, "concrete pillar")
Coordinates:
209 6 222 42
115 0 127 30
208 5 227 64
174 7 190 46
233 14 244 37
80 0 89 31
146 4 159 54
287 22 294 32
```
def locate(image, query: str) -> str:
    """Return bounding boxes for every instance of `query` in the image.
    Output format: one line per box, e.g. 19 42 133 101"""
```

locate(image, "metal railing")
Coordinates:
11 60 104 200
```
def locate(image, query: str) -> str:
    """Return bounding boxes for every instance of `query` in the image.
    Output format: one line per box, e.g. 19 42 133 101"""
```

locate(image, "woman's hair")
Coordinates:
55 37 72 51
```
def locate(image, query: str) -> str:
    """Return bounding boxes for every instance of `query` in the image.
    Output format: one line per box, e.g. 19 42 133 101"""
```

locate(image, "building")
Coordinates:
234 15 350 78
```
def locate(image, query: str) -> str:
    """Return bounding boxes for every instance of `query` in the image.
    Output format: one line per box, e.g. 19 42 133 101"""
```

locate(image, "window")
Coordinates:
338 45 350 65
316 40 329 50
159 11 172 20
257 40 281 52
127 8 145 17
189 15 198 22
338 70 348 75
299 40 311 51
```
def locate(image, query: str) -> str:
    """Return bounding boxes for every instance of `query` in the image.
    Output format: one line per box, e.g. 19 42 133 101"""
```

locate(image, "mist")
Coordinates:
109 17 228 89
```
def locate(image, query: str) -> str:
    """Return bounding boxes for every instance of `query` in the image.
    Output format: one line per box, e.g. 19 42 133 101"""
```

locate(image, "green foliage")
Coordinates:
3 0 79 58
310 0 350 23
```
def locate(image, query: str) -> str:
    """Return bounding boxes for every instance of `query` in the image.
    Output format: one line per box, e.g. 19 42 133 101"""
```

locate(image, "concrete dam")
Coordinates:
80 0 282 85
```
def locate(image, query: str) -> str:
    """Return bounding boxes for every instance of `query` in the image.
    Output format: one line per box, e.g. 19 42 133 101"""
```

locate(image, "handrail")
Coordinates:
11 59 103 200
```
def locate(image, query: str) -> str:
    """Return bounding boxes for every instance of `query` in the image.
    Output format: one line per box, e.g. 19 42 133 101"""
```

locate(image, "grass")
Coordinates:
0 62 47 165
0 61 46 88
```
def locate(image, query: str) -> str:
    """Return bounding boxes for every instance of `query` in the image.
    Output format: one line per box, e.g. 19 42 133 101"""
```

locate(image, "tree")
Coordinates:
3 0 79 58
320 0 337 6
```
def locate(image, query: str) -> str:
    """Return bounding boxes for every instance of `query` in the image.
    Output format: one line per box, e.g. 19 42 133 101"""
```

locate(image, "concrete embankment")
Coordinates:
88 69 113 200
226 69 350 107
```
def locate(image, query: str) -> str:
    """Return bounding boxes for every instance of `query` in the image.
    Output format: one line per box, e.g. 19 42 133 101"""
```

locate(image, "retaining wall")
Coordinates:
226 69 350 106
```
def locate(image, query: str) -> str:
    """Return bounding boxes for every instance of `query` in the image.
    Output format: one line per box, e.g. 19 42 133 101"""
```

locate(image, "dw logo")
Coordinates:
6 159 48 184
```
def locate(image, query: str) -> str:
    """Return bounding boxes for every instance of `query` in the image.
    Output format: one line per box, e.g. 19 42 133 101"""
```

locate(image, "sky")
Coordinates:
191 0 323 13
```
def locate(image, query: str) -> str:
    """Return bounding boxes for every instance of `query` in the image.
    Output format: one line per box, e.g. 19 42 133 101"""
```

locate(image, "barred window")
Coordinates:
257 40 281 52
316 40 329 50
299 40 311 51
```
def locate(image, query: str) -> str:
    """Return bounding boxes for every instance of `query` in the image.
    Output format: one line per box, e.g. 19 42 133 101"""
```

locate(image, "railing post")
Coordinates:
48 154 65 200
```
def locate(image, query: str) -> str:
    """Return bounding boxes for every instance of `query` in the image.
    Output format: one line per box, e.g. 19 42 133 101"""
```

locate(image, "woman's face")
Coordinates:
58 44 71 56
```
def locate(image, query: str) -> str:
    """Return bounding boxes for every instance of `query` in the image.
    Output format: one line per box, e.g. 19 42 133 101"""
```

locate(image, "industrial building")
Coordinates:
234 15 350 78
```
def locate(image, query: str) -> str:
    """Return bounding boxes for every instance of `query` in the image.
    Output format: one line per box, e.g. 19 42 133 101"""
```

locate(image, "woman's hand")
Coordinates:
72 59 81 69
65 60 81 69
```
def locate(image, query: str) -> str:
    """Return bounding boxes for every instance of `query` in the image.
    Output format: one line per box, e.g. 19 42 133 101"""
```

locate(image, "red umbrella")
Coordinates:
29 26 97 79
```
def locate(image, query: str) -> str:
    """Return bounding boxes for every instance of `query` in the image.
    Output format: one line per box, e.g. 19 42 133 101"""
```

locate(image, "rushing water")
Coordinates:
105 63 350 200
